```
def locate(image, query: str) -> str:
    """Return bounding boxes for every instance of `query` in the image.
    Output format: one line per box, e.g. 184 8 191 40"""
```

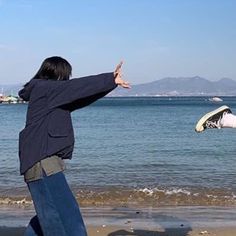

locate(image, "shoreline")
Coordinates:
1 185 236 207
1 206 236 235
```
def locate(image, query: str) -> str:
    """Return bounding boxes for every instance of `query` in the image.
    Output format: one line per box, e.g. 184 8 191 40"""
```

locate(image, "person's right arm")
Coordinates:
48 72 117 109
48 62 130 110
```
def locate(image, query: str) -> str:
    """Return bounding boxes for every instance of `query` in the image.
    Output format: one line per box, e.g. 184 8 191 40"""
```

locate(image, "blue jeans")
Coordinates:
24 171 87 236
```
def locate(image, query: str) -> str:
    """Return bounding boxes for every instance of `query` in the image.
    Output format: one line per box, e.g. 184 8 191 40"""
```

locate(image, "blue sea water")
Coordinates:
1 97 236 206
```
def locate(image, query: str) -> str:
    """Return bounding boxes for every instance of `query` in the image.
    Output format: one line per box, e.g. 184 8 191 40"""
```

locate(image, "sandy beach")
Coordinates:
83 226 236 236
1 206 236 236
1 225 236 236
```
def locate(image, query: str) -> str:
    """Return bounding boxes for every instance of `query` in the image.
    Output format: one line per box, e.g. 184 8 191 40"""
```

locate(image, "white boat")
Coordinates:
208 97 223 102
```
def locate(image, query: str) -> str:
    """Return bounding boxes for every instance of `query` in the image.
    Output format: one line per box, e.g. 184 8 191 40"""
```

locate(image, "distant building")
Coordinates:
0 95 19 104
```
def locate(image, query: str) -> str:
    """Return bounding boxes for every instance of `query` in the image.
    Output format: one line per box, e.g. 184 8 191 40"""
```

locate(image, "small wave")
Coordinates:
1 187 236 208
165 189 191 196
135 187 236 206
138 188 156 195
137 187 191 196
0 197 32 206
71 187 236 207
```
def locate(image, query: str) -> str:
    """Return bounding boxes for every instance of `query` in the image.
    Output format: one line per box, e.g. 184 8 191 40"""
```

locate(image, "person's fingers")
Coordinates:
115 61 123 73
118 61 123 69
122 81 131 88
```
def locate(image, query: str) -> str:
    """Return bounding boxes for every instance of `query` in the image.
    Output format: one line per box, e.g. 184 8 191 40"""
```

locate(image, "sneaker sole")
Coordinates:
195 105 230 133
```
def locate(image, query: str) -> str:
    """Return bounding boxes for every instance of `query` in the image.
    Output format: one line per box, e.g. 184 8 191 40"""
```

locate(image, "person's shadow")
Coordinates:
107 209 192 236
108 227 191 236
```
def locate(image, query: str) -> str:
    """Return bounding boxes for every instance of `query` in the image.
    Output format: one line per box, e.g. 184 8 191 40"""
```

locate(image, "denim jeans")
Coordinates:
24 171 87 236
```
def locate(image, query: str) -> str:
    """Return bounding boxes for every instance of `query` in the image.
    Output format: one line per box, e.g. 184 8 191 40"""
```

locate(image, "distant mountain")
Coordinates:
1 76 236 97
110 76 236 96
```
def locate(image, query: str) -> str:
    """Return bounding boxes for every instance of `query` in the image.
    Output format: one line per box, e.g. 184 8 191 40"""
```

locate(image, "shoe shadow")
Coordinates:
108 227 191 236
107 209 192 236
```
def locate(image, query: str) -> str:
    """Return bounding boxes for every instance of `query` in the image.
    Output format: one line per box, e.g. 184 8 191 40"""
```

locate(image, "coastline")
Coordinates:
1 97 236 235
1 205 236 235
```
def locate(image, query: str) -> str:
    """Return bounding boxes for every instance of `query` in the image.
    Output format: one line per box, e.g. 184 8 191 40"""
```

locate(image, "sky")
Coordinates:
0 0 235 84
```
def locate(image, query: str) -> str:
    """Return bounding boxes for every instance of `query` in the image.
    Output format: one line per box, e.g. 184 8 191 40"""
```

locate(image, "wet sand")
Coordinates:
88 226 236 236
1 206 236 235
1 225 236 236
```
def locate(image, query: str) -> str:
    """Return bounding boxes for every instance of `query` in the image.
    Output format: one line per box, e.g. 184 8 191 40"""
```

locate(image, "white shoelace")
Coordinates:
205 119 222 129
205 111 229 129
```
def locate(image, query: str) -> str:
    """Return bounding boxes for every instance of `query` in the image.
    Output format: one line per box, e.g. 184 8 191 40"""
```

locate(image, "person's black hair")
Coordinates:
24 56 72 87
33 56 72 81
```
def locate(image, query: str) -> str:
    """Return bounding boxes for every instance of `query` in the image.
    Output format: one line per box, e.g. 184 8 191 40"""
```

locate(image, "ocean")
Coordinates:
1 97 236 208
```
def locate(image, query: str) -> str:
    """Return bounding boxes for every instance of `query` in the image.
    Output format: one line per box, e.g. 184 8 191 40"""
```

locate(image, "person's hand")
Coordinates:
114 61 131 89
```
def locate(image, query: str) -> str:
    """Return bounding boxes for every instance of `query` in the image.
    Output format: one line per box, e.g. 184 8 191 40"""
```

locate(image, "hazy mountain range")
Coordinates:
110 76 236 96
1 76 236 97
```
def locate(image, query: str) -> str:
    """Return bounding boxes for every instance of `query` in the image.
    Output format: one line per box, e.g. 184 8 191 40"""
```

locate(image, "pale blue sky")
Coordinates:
0 0 235 84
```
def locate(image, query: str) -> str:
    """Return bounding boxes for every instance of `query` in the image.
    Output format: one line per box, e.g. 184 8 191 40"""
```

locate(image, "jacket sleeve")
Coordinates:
48 72 117 109
60 90 113 112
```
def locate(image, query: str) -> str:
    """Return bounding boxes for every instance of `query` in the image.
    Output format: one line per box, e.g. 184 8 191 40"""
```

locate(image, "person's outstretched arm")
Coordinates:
48 62 130 111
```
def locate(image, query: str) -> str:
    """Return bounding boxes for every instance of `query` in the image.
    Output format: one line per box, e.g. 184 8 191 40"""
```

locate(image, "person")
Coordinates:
18 56 130 236
195 105 236 132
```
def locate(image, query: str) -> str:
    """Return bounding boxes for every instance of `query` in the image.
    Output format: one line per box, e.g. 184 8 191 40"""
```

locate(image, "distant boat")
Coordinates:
208 97 223 102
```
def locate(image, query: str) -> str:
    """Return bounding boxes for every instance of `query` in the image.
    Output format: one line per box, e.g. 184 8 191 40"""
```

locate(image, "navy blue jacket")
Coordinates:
18 73 117 174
